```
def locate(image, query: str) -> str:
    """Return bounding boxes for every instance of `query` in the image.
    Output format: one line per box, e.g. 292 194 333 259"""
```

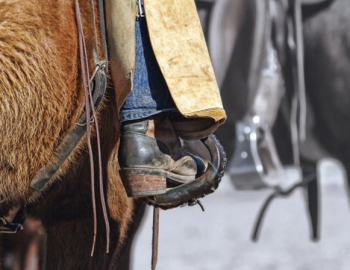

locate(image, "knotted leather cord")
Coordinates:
75 0 110 256
88 0 110 255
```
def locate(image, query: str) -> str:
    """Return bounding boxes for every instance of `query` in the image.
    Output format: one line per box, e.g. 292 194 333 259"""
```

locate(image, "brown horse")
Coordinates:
0 0 139 269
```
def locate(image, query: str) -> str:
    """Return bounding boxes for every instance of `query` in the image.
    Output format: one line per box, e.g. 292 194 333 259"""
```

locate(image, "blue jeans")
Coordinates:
120 18 177 123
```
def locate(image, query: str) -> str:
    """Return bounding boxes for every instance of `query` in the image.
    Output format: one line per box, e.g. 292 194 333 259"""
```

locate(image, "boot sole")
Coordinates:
119 168 195 198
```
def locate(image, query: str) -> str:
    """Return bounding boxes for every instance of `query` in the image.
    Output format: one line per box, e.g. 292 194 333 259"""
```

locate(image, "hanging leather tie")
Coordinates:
151 207 160 270
75 0 110 256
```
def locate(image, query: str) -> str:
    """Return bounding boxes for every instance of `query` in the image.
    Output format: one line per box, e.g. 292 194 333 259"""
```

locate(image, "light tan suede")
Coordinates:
106 0 226 124
105 0 136 112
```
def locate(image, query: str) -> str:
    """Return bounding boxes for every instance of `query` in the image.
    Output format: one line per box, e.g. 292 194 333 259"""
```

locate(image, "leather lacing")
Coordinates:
75 0 110 256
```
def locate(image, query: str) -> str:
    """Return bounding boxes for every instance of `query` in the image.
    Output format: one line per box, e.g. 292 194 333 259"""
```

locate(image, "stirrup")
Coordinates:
146 134 226 210
0 217 23 234
228 118 285 190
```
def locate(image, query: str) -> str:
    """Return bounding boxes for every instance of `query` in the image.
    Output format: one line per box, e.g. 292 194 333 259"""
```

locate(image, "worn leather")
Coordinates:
119 117 198 177
169 112 219 140
120 133 172 169
105 0 136 112
105 0 226 126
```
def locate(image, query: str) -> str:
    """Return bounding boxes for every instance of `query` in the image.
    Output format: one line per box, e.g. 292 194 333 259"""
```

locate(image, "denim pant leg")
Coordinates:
120 18 177 123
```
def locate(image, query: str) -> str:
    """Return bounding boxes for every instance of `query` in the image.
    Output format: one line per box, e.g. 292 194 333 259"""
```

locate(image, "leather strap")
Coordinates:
0 217 23 234
89 0 110 255
293 0 307 142
76 0 99 255
251 172 316 241
152 207 160 270
306 181 319 239
0 206 25 234
98 0 109 63
90 0 109 67
74 0 110 256
304 165 319 240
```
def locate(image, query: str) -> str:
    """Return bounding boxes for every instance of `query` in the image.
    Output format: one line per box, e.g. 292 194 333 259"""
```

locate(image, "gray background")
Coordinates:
130 159 350 270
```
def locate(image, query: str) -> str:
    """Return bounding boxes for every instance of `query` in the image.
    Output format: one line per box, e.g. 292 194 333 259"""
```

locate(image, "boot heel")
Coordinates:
120 169 167 198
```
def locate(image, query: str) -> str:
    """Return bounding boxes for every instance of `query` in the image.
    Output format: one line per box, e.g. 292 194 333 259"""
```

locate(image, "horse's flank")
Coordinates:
0 0 81 200
0 0 136 267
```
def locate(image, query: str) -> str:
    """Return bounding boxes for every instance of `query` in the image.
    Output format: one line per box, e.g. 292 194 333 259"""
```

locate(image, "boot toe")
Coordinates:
168 156 198 176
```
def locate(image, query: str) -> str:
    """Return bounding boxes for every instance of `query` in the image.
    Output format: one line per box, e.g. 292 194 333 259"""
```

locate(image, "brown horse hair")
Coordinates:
0 0 136 268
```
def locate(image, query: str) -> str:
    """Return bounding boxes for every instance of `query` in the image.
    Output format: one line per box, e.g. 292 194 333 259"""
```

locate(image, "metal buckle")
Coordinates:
137 0 145 18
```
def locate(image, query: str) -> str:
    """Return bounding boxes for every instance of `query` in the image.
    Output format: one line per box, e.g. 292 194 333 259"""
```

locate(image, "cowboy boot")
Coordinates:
119 113 205 198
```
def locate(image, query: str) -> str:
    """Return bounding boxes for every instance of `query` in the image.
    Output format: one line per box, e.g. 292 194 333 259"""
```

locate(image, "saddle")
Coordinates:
229 0 287 190
228 0 335 241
